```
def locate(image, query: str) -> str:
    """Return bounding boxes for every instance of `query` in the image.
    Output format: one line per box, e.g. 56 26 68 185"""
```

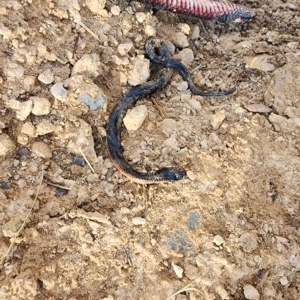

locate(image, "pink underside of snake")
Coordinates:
137 0 254 22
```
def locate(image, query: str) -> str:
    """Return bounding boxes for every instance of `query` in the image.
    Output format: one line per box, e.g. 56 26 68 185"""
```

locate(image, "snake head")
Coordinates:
155 167 186 181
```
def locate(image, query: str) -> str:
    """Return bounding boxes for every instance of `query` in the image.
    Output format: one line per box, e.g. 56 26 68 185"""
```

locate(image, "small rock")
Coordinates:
280 276 289 286
263 282 276 297
35 120 55 136
191 25 200 40
239 233 258 253
127 56 150 86
144 24 156 37
161 119 177 137
215 286 230 300
71 53 101 77
172 32 189 48
186 170 196 180
78 91 106 111
38 69 54 84
3 217 24 237
243 284 259 300
21 122 35 137
213 235 224 246
6 99 32 121
23 75 36 91
172 263 183 278
124 105 147 130
188 98 201 111
174 81 188 91
31 97 51 115
118 42 133 56
211 110 226 130
185 264 198 280
5 62 24 78
187 210 201 230
32 141 52 159
214 187 223 197
132 217 146 225
51 82 67 102
177 23 190 35
244 55 275 72
110 5 120 15
174 48 194 64
86 0 106 13
163 135 178 150
0 134 16 157
135 12 146 23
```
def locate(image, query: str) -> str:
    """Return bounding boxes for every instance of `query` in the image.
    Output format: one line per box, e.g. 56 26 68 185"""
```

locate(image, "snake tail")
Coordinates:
136 0 254 23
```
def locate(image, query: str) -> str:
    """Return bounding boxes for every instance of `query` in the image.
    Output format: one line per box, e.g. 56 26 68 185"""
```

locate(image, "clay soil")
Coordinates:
0 0 299 299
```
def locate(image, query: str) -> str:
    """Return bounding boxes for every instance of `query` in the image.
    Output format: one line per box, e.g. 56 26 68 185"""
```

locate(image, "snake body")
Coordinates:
107 39 235 184
135 0 254 24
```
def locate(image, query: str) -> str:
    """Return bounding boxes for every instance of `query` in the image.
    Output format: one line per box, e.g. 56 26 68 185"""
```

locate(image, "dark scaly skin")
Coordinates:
107 41 186 184
146 39 236 96
135 0 254 24
107 39 236 184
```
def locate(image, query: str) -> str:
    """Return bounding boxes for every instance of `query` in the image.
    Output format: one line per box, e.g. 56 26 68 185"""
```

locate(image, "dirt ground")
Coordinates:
0 0 300 299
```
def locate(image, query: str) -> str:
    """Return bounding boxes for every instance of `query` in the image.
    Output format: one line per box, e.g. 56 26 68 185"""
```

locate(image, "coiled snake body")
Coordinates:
107 39 236 184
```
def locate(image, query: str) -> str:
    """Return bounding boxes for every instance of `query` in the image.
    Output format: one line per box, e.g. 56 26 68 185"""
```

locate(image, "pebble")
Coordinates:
215 286 230 300
191 25 200 40
118 42 133 56
21 122 35 137
132 217 146 225
31 97 51 115
172 263 183 278
124 105 147 131
5 62 24 78
35 120 55 136
3 217 24 237
174 81 188 91
186 170 196 180
280 276 289 286
71 53 101 77
23 75 36 91
174 48 194 64
185 264 198 280
0 134 16 157
73 156 85 166
243 284 260 300
38 69 54 84
188 98 201 111
32 141 52 159
211 110 226 130
135 12 146 23
56 188 68 197
110 5 120 16
161 119 177 137
86 0 106 13
213 235 224 246
171 32 189 48
78 91 106 111
163 135 178 150
127 56 150 86
144 24 156 37
6 99 32 121
177 23 190 35
187 210 201 230
239 232 258 253
50 82 67 102
244 55 275 72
